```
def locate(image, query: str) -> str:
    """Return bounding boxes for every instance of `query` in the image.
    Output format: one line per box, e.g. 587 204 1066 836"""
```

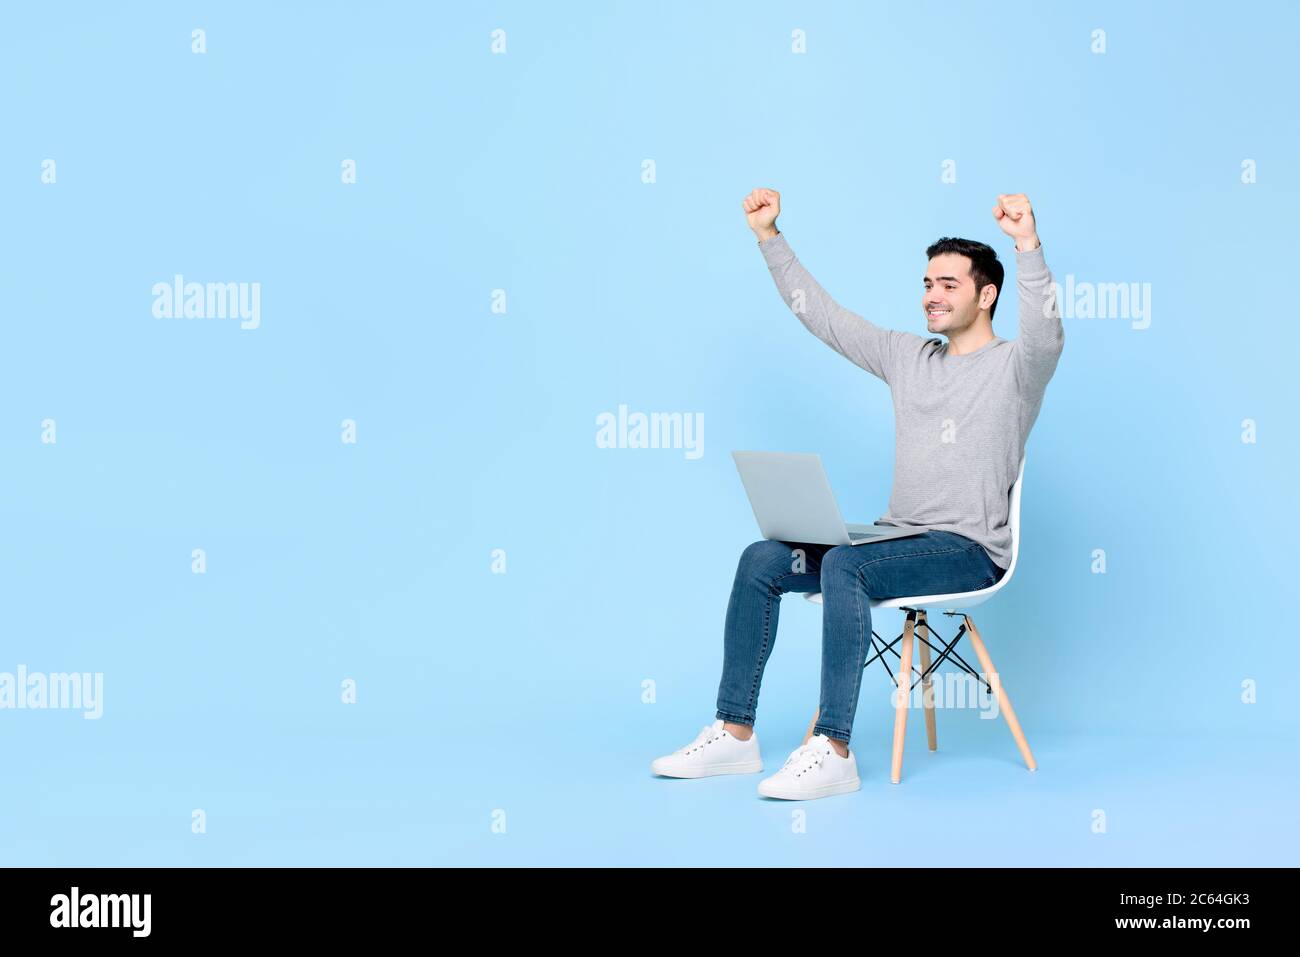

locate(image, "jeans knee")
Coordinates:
820 544 863 590
737 539 794 588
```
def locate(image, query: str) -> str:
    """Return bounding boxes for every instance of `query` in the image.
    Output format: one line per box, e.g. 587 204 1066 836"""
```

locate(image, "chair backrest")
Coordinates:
871 453 1026 609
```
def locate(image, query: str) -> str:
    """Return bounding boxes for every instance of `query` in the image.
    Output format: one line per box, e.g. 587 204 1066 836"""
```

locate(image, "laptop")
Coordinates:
731 450 931 546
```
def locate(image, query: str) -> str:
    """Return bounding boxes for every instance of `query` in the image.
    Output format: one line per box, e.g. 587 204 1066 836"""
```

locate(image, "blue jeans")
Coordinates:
714 531 1006 745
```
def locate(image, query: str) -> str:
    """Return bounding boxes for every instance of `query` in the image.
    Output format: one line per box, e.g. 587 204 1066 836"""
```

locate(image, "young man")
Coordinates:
651 188 1064 800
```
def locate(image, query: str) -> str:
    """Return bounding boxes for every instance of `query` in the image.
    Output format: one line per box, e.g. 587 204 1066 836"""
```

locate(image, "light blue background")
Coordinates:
2 1 1296 866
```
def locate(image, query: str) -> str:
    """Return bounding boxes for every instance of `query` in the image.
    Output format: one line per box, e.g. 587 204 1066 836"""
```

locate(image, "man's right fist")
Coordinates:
743 188 781 240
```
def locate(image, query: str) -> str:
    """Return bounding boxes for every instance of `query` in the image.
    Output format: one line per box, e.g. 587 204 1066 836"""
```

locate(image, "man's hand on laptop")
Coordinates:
744 188 781 242
992 193 1041 252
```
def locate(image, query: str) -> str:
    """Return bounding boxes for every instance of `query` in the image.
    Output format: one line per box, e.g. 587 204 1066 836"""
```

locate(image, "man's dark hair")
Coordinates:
926 237 1005 322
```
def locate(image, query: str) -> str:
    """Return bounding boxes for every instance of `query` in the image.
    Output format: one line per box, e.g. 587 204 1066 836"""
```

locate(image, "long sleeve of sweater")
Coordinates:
757 232 927 385
1009 243 1065 399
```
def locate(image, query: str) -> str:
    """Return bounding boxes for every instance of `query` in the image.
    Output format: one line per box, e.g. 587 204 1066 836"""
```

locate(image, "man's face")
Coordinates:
922 253 991 336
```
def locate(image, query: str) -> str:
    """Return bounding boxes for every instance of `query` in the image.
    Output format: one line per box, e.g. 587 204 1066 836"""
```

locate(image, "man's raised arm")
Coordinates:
743 187 899 384
992 193 1065 398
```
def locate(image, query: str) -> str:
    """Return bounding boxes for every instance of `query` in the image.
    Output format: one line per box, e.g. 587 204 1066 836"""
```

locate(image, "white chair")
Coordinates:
803 456 1035 784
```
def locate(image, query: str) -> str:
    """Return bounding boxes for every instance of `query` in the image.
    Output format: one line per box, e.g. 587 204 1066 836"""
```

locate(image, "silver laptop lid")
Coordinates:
731 451 852 546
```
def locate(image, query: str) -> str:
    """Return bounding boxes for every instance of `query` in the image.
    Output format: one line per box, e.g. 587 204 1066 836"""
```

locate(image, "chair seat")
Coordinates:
804 574 1005 612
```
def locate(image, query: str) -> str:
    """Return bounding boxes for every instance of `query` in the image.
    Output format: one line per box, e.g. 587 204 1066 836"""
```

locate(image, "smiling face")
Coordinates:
923 253 996 336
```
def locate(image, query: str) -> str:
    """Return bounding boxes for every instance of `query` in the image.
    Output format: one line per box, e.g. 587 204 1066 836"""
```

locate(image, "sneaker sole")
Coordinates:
757 776 861 800
651 759 764 779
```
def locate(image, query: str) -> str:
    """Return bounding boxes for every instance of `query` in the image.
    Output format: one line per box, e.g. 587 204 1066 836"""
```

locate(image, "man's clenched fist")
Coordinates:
992 193 1040 251
744 188 781 241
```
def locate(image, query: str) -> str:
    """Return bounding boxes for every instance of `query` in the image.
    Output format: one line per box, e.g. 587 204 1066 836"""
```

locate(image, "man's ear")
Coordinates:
980 284 999 311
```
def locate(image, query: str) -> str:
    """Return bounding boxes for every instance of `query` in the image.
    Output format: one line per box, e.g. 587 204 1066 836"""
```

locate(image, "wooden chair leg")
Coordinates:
917 610 938 752
963 614 1037 771
890 611 916 784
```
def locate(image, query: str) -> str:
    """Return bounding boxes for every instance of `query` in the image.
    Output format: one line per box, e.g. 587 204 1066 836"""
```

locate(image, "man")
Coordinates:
651 188 1064 800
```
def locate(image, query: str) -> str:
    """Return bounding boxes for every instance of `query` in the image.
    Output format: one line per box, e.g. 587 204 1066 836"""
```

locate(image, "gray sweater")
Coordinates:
758 232 1064 570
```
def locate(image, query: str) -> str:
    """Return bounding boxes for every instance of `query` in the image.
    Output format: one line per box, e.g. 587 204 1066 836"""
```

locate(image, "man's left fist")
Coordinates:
993 193 1039 250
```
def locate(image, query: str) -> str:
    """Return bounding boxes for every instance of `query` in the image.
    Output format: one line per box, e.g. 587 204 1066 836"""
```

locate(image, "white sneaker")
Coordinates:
651 719 763 778
757 734 861 800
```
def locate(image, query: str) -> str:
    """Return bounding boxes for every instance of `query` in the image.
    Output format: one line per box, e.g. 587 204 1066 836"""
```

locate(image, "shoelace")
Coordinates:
782 741 827 774
681 725 722 754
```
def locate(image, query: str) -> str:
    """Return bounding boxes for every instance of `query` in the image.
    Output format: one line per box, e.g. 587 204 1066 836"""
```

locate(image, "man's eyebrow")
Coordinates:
924 275 963 282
